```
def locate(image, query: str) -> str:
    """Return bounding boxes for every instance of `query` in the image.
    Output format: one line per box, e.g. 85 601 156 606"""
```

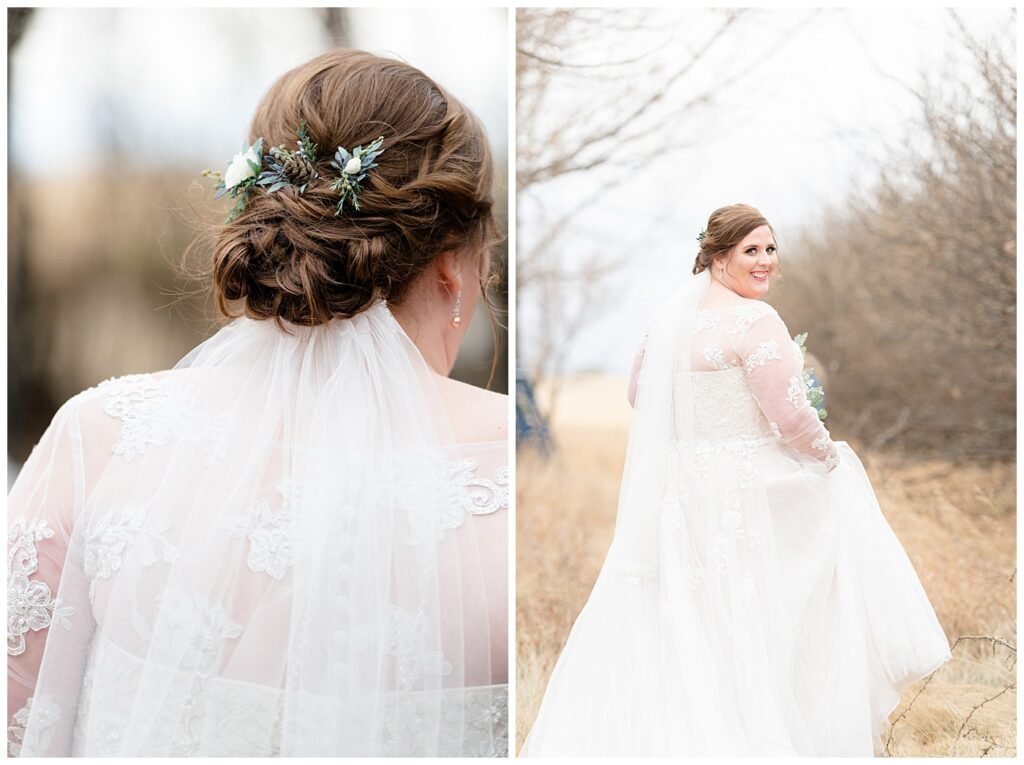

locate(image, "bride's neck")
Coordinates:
703 274 744 305
389 301 454 377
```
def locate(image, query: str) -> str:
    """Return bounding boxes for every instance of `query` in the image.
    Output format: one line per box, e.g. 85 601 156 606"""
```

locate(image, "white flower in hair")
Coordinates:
201 137 266 223
224 143 262 189
330 135 386 216
343 156 362 175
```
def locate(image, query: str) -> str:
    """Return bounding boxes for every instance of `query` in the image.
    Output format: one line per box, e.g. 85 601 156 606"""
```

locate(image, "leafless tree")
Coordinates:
773 10 1015 458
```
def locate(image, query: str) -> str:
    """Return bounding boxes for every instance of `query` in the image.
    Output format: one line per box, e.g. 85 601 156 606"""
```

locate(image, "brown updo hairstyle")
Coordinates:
692 203 778 277
211 49 498 326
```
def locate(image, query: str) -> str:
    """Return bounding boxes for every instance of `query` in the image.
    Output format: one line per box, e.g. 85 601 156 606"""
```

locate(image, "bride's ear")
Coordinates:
435 249 464 301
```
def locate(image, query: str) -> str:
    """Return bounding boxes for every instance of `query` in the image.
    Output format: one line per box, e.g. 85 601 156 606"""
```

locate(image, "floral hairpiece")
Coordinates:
201 124 386 223
696 228 707 243
259 121 319 194
329 136 385 217
202 138 265 222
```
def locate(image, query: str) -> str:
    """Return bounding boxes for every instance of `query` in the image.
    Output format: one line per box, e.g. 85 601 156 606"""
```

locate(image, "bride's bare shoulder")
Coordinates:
432 375 508 444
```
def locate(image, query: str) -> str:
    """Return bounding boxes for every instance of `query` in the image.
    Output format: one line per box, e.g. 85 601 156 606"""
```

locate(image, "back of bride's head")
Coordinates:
212 49 496 326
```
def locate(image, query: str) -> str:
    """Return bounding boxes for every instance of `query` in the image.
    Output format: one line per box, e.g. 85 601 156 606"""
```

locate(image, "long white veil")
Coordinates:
13 302 505 756
607 269 710 579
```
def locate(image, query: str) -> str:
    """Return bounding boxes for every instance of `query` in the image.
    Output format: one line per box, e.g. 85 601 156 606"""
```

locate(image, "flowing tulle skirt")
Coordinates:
521 441 951 756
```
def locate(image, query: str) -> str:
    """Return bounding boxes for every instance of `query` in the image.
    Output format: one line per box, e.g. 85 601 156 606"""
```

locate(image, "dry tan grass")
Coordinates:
516 375 1016 756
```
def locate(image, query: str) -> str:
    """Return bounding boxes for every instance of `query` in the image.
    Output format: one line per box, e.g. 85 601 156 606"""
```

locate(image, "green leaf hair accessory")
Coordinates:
696 228 707 243
329 135 385 217
202 137 265 223
258 120 319 194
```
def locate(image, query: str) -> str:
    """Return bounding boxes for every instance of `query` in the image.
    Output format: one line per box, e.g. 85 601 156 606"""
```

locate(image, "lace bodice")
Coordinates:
8 364 509 757
682 367 771 441
635 301 839 471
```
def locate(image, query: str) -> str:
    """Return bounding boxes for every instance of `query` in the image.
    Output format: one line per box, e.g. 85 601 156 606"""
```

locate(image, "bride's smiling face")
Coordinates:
714 225 778 299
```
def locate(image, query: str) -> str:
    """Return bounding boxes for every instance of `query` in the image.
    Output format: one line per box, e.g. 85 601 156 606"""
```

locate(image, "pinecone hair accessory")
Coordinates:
329 136 385 217
258 121 319 194
202 125 386 223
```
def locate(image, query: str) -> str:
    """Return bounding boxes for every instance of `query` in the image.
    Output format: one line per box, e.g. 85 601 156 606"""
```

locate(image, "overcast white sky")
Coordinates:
516 6 1013 376
9 7 507 174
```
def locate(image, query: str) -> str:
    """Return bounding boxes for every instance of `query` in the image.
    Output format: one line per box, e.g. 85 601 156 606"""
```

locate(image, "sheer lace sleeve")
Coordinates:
7 398 86 755
729 306 840 472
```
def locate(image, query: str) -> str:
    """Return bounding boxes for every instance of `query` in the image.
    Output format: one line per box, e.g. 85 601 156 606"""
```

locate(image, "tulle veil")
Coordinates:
14 301 506 756
608 268 710 579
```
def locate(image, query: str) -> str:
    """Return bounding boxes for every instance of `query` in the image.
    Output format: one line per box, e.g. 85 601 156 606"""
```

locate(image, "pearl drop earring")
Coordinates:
451 289 462 327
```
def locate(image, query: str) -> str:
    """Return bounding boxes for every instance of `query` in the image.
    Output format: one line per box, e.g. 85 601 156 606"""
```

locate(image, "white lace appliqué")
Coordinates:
729 303 772 335
691 434 766 489
743 340 782 373
8 694 61 756
386 605 453 691
786 375 805 407
825 449 841 471
8 518 73 656
84 504 178 603
7 697 30 756
100 374 233 464
701 345 733 371
224 481 298 581
722 493 761 548
403 457 510 546
707 500 760 595
441 460 509 532
143 588 244 678
812 434 840 471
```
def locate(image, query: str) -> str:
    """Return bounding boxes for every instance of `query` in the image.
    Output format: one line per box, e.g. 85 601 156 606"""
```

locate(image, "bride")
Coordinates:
8 50 508 757
521 204 951 756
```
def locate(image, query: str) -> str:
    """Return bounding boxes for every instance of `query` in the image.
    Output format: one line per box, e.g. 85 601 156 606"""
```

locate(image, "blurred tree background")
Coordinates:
7 7 509 475
771 15 1015 458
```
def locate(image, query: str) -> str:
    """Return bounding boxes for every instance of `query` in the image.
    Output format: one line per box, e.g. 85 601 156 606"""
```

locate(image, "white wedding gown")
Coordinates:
522 296 951 756
8 303 508 757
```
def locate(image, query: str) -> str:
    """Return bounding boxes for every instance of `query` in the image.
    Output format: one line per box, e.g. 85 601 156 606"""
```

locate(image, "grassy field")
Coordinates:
516 374 1016 757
